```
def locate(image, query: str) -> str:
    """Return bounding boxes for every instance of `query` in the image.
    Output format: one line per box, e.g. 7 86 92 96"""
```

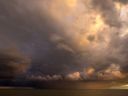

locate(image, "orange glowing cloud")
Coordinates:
65 0 77 8
114 2 122 12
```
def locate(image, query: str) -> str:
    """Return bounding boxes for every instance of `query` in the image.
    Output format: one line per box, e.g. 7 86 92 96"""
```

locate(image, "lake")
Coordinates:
0 81 128 96
0 89 128 96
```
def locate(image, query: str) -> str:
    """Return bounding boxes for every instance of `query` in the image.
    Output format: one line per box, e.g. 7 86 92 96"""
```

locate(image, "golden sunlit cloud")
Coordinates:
85 67 95 77
90 14 104 34
79 37 90 47
65 0 77 8
76 14 105 48
114 2 122 12
72 13 106 48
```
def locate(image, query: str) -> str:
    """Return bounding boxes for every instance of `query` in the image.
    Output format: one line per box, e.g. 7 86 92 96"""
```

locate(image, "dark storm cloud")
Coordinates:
0 0 79 78
0 48 30 79
91 0 121 27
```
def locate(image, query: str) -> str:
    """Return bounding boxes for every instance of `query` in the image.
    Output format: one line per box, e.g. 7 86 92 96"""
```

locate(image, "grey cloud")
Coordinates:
91 0 121 27
0 0 80 77
114 0 128 4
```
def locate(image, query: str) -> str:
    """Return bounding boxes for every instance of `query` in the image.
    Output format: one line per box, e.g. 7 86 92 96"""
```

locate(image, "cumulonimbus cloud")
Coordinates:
0 0 128 80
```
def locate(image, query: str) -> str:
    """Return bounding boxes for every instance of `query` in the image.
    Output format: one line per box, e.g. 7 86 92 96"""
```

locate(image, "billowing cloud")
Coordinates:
65 72 82 80
27 74 63 81
91 0 121 27
0 0 128 80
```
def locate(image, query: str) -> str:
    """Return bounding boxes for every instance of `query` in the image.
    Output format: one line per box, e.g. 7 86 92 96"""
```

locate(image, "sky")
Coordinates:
0 0 128 80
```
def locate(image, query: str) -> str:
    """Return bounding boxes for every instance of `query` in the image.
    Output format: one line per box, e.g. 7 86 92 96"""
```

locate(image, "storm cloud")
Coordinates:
0 0 128 80
0 0 80 78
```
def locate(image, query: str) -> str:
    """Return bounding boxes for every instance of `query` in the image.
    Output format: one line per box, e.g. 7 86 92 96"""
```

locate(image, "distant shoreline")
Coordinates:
0 80 126 89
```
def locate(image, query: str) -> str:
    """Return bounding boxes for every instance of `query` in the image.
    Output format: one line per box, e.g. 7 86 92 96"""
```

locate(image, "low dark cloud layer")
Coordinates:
0 48 30 79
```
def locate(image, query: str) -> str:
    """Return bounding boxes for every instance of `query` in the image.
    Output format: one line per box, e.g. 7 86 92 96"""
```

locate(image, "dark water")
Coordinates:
0 89 128 96
0 81 128 96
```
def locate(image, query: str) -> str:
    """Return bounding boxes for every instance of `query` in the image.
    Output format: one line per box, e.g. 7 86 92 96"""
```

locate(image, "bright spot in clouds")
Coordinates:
65 0 77 8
